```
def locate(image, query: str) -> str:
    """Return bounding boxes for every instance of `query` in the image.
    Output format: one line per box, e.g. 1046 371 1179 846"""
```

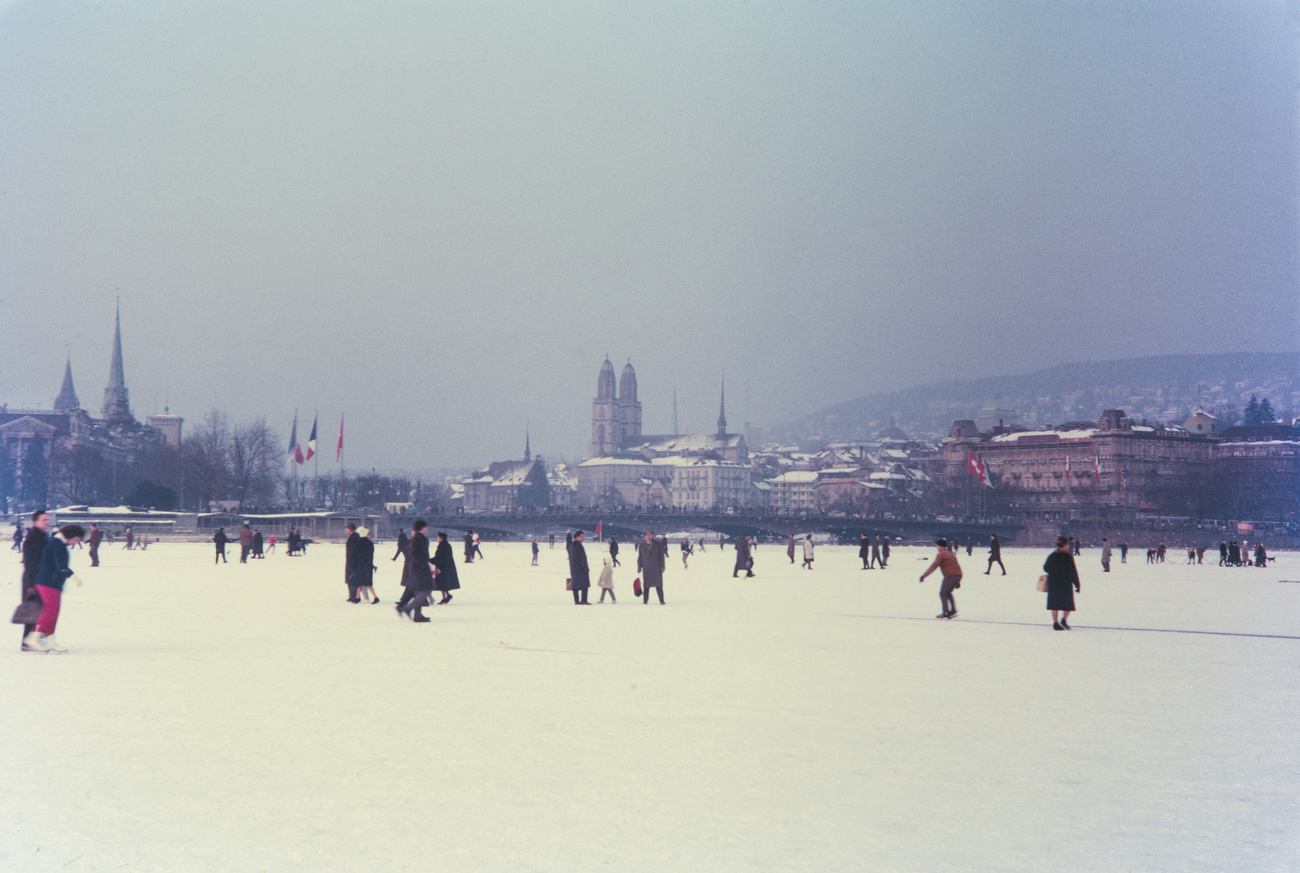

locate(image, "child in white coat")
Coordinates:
598 559 616 603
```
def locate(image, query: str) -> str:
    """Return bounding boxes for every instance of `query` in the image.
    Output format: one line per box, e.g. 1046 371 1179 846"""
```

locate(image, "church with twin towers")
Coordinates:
589 357 746 464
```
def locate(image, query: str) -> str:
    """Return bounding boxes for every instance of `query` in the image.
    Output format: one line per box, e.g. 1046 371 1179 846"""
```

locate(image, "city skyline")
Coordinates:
2 2 1296 468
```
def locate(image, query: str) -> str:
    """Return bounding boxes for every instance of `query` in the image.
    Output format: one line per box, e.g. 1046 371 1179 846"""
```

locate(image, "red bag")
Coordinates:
633 577 642 598
565 577 573 591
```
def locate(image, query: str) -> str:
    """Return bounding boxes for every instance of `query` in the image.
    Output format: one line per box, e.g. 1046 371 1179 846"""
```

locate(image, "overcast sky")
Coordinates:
1 1 1296 469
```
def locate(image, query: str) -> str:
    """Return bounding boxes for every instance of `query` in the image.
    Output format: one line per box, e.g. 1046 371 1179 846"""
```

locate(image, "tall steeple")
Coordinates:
101 300 133 424
524 426 532 462
717 375 727 437
54 354 80 412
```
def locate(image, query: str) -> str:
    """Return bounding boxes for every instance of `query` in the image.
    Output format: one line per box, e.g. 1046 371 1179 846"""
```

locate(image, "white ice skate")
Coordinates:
43 636 69 654
22 631 50 653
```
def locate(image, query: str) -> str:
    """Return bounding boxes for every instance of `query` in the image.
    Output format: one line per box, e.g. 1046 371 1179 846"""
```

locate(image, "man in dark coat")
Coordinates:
637 530 667 604
19 510 50 648
398 521 435 622
609 537 620 567
344 523 362 602
881 536 891 567
859 534 870 569
87 523 102 567
985 534 1006 575
733 534 754 578
213 527 229 564
463 531 475 563
568 530 590 604
392 528 409 562
433 532 460 604
871 535 883 568
252 529 264 558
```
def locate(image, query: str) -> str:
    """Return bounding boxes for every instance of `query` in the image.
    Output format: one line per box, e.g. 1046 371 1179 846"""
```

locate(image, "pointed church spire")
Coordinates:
717 375 727 437
54 353 79 412
524 426 531 462
102 299 133 423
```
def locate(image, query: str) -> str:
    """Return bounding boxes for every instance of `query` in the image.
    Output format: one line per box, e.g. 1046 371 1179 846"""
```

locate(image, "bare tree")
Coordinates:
230 417 281 510
184 409 231 510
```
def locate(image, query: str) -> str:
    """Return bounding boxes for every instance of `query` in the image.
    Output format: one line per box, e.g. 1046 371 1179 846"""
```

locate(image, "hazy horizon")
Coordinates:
2 1 1296 468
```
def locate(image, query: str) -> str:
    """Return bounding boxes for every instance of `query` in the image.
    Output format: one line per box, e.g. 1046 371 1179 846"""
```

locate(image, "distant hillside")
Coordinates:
769 352 1300 446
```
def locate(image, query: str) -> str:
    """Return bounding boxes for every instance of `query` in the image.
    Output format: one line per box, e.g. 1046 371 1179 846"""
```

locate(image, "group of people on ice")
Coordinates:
565 528 668 605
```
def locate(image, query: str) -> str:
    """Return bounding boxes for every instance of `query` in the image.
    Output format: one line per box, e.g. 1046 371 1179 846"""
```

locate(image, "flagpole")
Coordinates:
337 412 345 511
313 409 319 505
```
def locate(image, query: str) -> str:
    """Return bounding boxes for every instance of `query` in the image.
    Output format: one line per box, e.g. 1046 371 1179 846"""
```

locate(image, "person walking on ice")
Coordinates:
598 558 616 603
1044 536 1080 630
984 534 1006 575
920 538 963 619
801 534 815 569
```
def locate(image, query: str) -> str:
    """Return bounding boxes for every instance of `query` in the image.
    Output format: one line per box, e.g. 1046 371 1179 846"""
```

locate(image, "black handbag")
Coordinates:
11 596 42 625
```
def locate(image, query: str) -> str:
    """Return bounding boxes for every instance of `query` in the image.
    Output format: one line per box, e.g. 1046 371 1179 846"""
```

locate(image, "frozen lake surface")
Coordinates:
4 539 1299 872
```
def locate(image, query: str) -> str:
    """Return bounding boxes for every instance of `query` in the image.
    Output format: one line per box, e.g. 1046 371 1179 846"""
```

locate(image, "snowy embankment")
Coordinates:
3 541 1298 873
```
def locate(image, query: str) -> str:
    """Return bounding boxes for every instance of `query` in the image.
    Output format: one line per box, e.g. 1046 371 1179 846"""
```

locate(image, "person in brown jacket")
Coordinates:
87 524 103 567
238 524 253 563
919 538 963 619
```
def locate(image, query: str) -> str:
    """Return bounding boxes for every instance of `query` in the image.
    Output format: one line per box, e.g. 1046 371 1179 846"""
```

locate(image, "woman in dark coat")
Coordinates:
432 532 460 604
858 534 870 569
399 521 435 622
1044 535 1080 631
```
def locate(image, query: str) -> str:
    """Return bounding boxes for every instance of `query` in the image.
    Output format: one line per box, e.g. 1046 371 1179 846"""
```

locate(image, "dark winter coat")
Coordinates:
464 532 475 560
638 538 666 587
569 540 590 589
213 530 229 551
734 536 752 572
353 537 375 586
35 535 74 592
403 532 435 591
22 527 48 594
859 537 869 559
609 539 619 558
433 540 460 591
345 531 360 584
395 530 409 555
1044 549 1079 611
989 538 1002 560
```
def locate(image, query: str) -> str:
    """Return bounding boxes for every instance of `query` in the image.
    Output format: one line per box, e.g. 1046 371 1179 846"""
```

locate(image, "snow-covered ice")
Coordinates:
3 539 1299 872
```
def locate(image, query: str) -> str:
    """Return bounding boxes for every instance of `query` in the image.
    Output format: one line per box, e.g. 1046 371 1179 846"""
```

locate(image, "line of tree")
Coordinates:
1242 395 1277 426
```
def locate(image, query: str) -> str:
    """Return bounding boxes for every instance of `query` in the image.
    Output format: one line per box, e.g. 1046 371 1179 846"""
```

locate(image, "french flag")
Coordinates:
305 414 318 462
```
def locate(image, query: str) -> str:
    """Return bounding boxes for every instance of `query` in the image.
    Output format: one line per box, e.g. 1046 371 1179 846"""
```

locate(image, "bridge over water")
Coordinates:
414 511 1025 546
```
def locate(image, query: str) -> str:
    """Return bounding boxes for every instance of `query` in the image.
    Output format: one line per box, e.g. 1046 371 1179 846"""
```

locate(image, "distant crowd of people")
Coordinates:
14 506 1291 652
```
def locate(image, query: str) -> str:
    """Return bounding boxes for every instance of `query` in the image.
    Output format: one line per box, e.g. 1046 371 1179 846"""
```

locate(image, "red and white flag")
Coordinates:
967 451 993 488
305 414 318 462
336 413 345 462
595 520 603 540
1065 453 1071 478
1094 453 1102 484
